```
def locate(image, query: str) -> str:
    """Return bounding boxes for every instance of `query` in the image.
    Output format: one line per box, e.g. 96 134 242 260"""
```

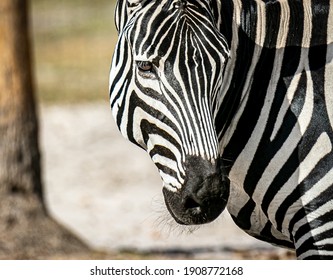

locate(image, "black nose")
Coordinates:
162 156 229 225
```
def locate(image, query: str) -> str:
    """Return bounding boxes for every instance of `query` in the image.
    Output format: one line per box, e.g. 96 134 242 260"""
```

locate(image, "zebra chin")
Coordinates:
162 156 230 225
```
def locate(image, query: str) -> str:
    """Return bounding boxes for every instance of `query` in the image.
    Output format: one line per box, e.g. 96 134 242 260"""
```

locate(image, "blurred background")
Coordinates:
32 0 116 104
30 0 293 259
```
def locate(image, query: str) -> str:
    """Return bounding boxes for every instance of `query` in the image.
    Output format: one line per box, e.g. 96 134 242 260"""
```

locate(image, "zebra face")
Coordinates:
110 0 230 225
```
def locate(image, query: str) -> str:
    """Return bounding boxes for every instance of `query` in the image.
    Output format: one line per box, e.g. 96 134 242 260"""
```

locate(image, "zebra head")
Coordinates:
109 0 230 225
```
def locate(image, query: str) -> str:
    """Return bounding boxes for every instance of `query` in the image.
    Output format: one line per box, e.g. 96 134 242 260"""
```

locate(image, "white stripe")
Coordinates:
272 132 331 232
298 249 333 259
160 171 182 191
325 44 333 131
315 237 333 246
254 0 266 47
293 199 333 247
152 154 184 184
302 0 312 48
296 221 333 249
267 66 315 224
275 0 290 49
328 0 333 44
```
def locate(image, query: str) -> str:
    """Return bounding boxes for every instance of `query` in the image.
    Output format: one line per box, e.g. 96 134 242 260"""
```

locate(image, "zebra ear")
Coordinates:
114 0 144 33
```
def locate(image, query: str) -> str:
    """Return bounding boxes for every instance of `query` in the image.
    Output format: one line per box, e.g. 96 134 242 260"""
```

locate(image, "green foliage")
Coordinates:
31 0 118 104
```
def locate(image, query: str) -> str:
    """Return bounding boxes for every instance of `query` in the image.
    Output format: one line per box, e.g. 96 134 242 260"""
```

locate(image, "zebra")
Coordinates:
109 0 333 259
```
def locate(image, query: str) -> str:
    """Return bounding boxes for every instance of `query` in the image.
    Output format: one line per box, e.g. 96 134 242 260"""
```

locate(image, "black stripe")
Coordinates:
149 145 179 163
310 0 330 46
264 1 281 48
286 0 304 46
241 47 277 196
260 222 294 248
155 163 180 182
140 119 181 152
219 0 234 45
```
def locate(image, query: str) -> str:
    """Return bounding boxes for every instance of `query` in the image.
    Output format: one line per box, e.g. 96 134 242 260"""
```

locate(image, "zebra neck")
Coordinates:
218 0 316 48
214 0 330 153
213 0 269 150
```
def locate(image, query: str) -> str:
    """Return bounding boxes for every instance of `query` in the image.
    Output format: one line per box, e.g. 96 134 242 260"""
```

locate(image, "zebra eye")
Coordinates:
137 61 153 72
136 60 157 79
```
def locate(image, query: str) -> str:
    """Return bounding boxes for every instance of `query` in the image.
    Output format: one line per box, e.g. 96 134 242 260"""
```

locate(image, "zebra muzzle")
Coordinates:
162 156 229 225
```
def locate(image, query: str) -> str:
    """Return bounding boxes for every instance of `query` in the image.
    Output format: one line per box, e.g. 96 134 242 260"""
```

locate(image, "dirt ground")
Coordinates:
39 102 295 259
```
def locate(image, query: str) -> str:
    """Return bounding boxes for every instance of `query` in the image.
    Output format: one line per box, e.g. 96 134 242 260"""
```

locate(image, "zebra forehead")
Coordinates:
129 1 214 31
128 3 228 60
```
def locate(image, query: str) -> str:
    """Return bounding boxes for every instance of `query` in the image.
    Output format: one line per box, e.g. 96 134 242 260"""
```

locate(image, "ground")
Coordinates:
37 102 295 260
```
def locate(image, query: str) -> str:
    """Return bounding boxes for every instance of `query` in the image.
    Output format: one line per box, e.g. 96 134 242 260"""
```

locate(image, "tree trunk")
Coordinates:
0 0 88 259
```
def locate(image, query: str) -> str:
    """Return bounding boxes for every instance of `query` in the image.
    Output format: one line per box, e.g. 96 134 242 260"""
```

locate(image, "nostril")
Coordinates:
184 197 201 210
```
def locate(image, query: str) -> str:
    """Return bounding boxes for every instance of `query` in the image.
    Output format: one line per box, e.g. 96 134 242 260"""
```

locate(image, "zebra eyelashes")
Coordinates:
137 61 153 71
